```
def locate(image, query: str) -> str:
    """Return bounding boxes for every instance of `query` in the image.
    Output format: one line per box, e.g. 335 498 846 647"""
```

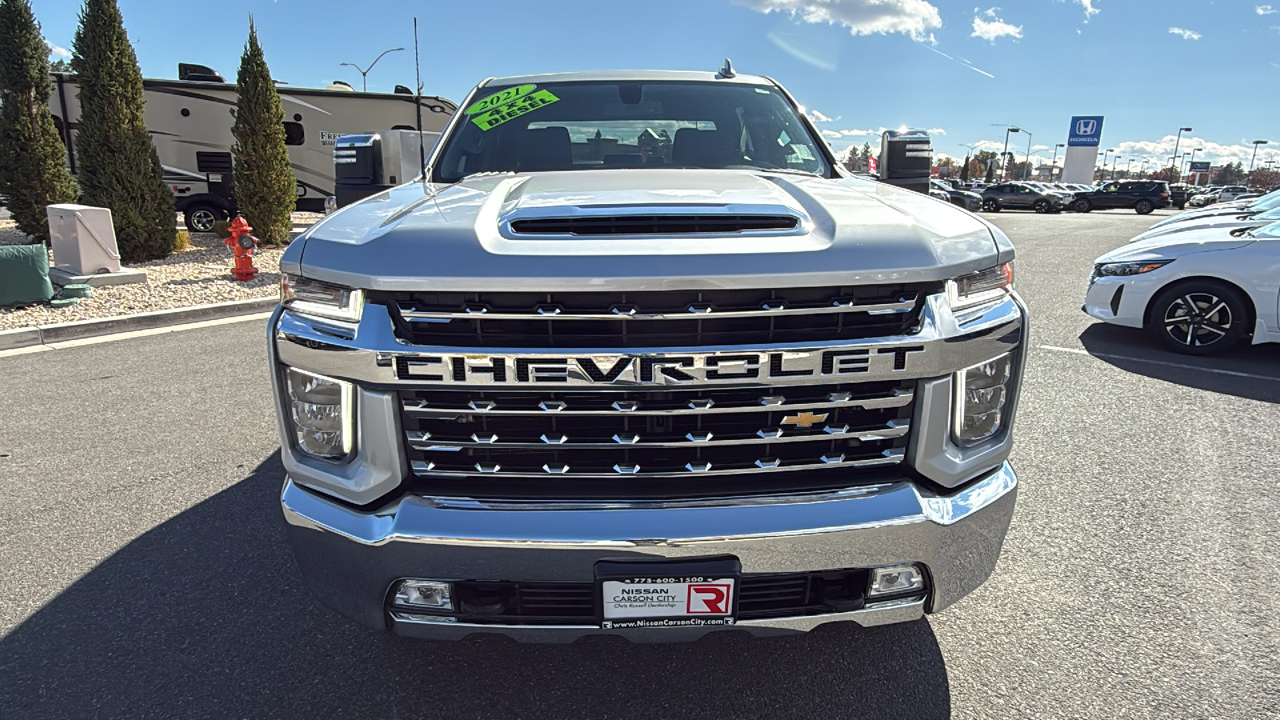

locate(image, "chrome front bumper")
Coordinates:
280 461 1018 642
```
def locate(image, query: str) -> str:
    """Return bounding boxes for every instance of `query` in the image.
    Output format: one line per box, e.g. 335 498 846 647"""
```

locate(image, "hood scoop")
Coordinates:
508 213 801 236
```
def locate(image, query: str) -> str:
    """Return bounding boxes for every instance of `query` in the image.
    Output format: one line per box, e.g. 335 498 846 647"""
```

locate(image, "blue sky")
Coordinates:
38 0 1280 170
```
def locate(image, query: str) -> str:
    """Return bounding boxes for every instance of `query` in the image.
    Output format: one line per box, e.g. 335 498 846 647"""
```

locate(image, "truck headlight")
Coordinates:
948 263 1014 312
281 274 363 322
953 353 1012 447
286 368 354 459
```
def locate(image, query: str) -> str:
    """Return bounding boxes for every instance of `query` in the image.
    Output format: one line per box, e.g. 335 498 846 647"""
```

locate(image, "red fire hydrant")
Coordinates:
225 215 260 282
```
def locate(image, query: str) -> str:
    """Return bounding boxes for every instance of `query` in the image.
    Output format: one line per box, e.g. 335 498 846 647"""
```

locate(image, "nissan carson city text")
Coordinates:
269 69 1028 642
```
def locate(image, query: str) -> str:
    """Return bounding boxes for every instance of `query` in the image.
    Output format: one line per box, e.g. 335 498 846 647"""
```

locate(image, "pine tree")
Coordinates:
984 162 995 184
960 154 971 183
232 18 294 246
0 0 77 243
71 0 176 261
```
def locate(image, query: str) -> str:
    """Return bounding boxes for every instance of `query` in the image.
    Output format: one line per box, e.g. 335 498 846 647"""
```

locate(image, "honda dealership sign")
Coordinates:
1062 115 1105 183
1068 116 1104 147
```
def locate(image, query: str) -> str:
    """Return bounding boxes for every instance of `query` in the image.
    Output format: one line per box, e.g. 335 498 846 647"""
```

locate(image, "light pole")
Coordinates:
340 47 404 91
1124 157 1134 178
1139 157 1150 178
1110 155 1121 181
1050 143 1064 181
1249 140 1270 172
1100 148 1116 182
995 125 1020 180
1022 131 1034 180
1170 126 1192 168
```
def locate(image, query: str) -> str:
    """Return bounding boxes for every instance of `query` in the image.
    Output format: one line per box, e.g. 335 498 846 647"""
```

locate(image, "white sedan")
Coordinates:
1150 188 1280 230
1084 220 1280 354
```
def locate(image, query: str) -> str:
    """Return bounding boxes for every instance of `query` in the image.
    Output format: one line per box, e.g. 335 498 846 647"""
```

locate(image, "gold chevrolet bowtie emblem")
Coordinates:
781 411 829 429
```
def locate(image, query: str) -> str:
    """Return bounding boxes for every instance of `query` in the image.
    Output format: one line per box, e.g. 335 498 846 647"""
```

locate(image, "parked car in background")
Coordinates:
981 182 1067 213
1129 204 1280 243
1072 180 1171 214
1189 189 1220 207
1085 219 1280 354
1218 186 1251 203
1151 188 1280 229
931 179 982 211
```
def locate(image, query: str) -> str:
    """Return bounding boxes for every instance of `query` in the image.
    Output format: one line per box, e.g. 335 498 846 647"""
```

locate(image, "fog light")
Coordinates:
868 565 925 598
953 353 1013 447
392 580 453 611
286 367 354 459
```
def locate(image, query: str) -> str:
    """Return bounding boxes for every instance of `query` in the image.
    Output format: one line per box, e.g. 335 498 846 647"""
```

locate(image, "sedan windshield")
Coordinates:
432 80 830 182
1245 188 1280 212
1249 220 1280 239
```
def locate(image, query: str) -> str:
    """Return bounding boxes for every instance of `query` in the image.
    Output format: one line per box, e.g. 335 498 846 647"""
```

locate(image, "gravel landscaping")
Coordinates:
0 213 321 330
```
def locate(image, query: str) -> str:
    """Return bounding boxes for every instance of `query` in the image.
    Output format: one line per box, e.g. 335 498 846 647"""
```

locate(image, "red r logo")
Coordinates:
687 584 731 614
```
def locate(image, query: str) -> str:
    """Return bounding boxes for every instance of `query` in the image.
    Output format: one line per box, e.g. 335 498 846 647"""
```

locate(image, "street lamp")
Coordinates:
1184 147 1203 174
1022 130 1034 180
1170 126 1192 168
340 47 405 92
1050 143 1065 180
1110 155 1121 181
1249 140 1270 172
994 124 1021 180
1139 157 1150 178
1100 148 1116 181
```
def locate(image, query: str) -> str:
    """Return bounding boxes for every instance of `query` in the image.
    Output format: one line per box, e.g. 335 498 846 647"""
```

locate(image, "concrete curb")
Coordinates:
0 297 279 351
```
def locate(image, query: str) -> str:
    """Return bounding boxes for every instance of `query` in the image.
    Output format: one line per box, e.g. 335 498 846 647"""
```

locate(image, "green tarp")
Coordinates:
0 244 55 307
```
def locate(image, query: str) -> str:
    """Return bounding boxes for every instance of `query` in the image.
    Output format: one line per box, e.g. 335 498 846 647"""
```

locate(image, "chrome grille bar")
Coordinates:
408 421 909 451
399 296 916 322
403 388 913 417
410 449 904 479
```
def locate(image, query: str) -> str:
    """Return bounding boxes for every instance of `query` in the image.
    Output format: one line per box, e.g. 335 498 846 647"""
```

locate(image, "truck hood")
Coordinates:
289 169 1007 292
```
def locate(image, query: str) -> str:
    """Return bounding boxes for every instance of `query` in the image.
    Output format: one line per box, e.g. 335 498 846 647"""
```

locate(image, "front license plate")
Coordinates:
596 557 739 630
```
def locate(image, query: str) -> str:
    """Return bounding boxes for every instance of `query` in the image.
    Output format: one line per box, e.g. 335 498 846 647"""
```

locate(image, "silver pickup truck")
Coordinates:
270 69 1027 642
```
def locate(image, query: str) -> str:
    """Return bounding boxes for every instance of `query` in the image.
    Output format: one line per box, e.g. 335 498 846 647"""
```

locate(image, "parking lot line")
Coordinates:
1036 344 1280 382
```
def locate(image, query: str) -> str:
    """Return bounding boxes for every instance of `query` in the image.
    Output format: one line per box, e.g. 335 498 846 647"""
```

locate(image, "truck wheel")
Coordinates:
1073 198 1092 213
1135 200 1155 215
982 198 1000 212
1148 281 1249 355
184 204 225 233
1033 199 1051 213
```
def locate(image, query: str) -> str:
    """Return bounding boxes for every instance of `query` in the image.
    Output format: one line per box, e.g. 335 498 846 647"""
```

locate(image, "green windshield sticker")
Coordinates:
464 84 537 115
470 89 561 131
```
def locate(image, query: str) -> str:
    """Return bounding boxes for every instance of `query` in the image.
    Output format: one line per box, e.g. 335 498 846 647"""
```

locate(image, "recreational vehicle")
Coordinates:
48 64 457 231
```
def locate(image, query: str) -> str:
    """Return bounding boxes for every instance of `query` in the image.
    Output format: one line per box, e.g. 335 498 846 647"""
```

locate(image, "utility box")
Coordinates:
334 130 440 208
46 204 121 275
878 130 933 195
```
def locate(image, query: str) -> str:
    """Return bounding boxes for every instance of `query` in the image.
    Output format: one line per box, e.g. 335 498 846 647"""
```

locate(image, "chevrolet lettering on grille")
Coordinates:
391 346 927 385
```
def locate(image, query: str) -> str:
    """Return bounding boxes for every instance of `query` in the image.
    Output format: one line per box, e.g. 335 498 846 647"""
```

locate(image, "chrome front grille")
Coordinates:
400 380 914 499
371 284 934 349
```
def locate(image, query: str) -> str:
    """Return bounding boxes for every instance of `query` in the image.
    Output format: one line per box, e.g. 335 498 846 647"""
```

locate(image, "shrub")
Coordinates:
211 219 231 238
0 0 78 244
174 229 190 250
71 0 176 262
231 18 295 247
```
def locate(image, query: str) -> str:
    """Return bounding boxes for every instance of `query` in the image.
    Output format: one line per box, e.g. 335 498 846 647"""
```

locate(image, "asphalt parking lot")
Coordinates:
1 208 1278 719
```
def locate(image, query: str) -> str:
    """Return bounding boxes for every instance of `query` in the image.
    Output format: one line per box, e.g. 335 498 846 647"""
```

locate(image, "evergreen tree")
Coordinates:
984 161 995 184
0 0 77 243
960 154 971 183
71 0 176 261
232 18 294 246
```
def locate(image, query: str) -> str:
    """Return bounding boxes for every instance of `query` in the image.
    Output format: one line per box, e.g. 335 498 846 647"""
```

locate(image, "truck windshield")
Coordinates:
431 80 830 182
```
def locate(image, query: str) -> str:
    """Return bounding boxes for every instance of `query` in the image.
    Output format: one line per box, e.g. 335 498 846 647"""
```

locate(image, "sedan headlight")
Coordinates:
281 274 363 322
953 353 1013 447
948 263 1014 312
1093 260 1172 277
286 368 354 459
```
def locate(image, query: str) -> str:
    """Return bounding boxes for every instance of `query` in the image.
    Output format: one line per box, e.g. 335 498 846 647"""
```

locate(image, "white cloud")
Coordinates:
1257 5 1277 15
927 127 946 135
737 0 943 42
1168 27 1201 40
1106 135 1276 168
50 45 71 59
809 109 834 123
822 129 844 138
835 128 880 136
971 8 1023 42
1078 0 1100 21
1032 144 1050 150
